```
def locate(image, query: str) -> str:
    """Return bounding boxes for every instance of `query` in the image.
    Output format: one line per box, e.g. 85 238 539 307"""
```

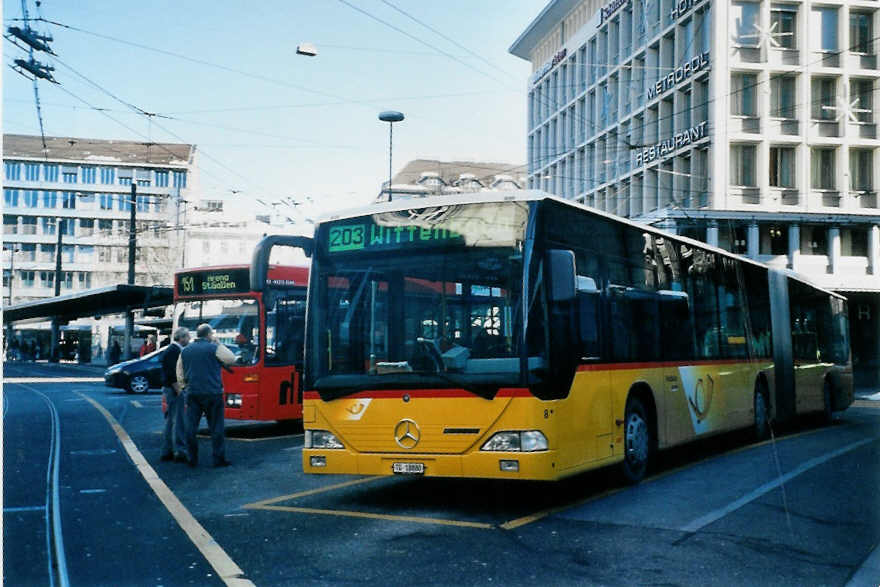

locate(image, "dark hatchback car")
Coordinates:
104 347 166 393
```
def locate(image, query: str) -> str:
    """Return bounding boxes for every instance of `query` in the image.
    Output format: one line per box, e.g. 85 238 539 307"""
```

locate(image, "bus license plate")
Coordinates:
392 462 425 475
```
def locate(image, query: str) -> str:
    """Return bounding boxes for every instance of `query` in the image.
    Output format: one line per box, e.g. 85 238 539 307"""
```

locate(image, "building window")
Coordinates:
98 219 113 235
4 189 19 207
155 170 169 187
79 219 95 237
731 2 760 45
98 246 112 262
851 79 874 123
805 226 828 255
62 192 77 209
41 217 55 235
760 225 788 255
100 167 115 184
731 74 757 116
770 75 796 118
62 271 73 290
172 170 187 188
3 215 18 234
118 170 133 186
79 166 95 184
730 145 757 186
116 248 127 264
769 147 796 188
62 166 78 183
23 190 40 208
43 164 58 182
811 78 837 120
848 229 869 257
850 149 874 192
40 244 55 262
21 216 37 235
99 193 114 210
19 244 36 262
117 194 132 211
62 245 75 263
811 148 836 190
78 246 95 263
21 271 35 288
78 272 92 289
42 190 57 208
810 7 838 52
851 12 873 54
768 6 797 49
5 162 21 180
136 195 151 212
60 218 76 236
41 271 55 289
24 163 41 181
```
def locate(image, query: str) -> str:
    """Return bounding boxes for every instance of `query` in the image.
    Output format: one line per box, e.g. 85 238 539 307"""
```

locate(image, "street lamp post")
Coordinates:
378 111 404 202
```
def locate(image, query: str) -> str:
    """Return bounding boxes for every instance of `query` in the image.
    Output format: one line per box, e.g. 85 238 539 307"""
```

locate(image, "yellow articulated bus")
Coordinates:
292 192 852 482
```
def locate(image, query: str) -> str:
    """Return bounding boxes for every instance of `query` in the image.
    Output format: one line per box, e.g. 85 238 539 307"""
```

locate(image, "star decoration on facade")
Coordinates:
739 21 793 50
821 93 871 123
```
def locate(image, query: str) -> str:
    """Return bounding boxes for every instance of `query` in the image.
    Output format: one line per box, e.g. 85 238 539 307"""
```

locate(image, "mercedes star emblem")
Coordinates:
394 418 421 449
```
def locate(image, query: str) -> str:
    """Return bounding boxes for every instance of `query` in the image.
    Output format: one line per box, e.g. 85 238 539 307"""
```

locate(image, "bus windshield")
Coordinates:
174 298 260 365
308 202 533 398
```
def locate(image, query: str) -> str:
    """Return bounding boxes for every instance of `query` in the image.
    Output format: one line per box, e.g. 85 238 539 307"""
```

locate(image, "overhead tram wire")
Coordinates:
336 0 506 86
378 0 519 81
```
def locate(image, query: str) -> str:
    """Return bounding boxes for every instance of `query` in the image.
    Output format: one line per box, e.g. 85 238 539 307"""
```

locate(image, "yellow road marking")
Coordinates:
250 504 494 529
131 400 143 408
77 392 254 587
243 476 381 508
500 423 847 531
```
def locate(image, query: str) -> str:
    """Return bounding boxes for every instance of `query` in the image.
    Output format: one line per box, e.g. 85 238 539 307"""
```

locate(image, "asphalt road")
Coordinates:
4 361 880 586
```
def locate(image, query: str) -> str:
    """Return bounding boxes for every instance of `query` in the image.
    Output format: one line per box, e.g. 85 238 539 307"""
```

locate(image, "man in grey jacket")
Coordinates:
176 323 237 467
160 327 190 462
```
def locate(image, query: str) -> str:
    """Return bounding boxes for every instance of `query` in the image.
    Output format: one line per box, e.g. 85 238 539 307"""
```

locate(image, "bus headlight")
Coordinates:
304 429 344 449
481 430 548 452
225 394 242 408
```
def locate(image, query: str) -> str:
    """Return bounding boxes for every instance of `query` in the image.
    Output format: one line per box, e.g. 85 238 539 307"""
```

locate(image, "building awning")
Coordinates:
3 285 172 324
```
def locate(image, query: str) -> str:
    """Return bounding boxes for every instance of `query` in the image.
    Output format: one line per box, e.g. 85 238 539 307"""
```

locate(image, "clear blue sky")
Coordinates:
3 0 545 217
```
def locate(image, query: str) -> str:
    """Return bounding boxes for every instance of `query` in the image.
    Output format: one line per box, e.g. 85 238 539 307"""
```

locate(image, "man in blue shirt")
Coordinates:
176 323 237 467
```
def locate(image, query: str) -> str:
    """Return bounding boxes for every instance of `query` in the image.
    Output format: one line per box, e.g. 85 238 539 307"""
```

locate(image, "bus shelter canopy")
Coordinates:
3 285 172 325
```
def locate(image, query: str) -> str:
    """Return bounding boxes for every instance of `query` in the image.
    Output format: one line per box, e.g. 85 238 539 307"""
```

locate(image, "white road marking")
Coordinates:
281 443 304 451
847 540 880 586
4 377 104 383
681 437 878 533
131 400 143 408
4 505 47 512
70 449 117 456
77 392 255 587
79 489 107 494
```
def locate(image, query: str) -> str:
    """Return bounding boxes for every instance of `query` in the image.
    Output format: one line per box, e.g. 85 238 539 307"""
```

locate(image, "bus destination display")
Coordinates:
176 268 251 296
326 222 464 254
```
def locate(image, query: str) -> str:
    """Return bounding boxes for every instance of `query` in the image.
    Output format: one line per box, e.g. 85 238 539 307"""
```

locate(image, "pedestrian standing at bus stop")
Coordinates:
160 327 190 463
176 323 236 468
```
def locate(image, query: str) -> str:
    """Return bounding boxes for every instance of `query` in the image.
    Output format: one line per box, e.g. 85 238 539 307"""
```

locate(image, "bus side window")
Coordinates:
578 291 601 359
659 292 693 361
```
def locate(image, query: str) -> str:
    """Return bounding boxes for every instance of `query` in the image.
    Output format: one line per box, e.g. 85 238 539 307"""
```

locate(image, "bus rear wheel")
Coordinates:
621 396 652 484
754 386 770 441
822 380 834 425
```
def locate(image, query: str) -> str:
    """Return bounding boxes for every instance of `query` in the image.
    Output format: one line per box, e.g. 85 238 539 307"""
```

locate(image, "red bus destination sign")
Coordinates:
176 268 251 296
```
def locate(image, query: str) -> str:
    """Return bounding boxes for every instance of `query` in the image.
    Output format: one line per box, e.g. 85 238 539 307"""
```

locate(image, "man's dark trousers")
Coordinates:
185 392 225 466
161 386 186 458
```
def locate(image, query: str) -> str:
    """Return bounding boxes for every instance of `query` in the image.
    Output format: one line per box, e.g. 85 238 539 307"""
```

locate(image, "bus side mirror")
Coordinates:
250 235 314 292
547 249 577 303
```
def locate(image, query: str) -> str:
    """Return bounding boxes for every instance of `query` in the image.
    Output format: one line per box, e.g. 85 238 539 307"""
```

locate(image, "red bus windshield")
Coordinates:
174 298 260 365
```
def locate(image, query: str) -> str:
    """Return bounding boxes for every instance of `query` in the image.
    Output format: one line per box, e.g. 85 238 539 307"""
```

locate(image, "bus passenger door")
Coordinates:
660 291 693 447
263 293 307 421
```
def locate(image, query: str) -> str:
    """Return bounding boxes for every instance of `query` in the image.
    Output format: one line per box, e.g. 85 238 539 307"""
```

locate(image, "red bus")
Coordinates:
172 242 309 421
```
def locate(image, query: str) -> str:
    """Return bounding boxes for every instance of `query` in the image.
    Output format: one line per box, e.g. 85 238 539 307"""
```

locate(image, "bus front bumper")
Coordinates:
302 448 561 481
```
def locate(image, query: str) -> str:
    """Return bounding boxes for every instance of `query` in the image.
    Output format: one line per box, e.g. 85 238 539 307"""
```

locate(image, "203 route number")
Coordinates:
392 462 425 475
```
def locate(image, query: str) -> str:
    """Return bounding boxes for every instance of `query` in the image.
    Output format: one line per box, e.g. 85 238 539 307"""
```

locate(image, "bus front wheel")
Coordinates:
621 396 652 484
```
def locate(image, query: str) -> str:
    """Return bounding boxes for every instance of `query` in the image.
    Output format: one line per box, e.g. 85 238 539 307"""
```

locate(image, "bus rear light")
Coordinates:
226 394 242 408
243 373 260 383
304 429 344 449
481 430 548 452
310 456 327 467
499 459 519 472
